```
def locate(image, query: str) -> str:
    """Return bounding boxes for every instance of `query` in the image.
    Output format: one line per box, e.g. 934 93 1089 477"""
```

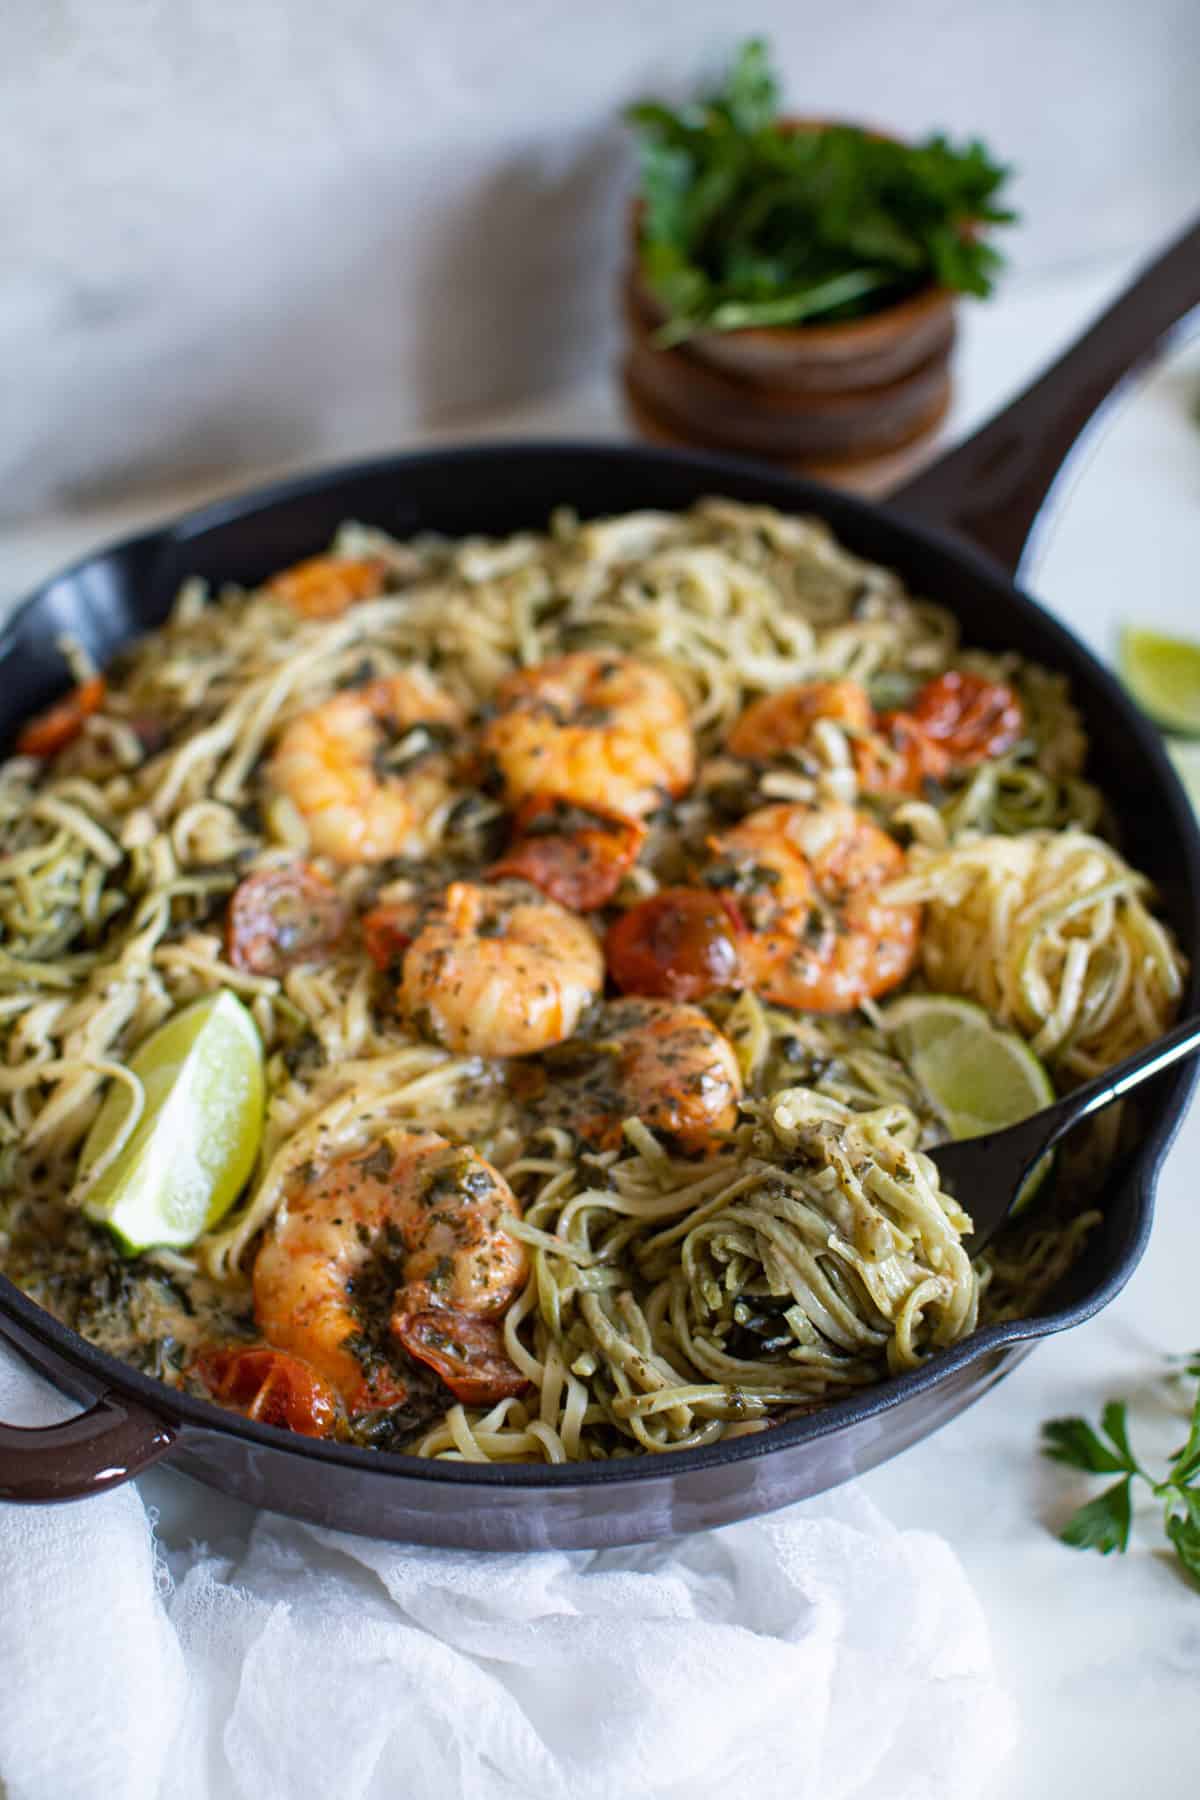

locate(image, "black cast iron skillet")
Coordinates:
1 224 1199 1549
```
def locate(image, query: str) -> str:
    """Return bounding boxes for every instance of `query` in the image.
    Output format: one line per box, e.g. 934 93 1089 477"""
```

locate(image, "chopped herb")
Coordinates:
1041 1352 1200 1587
356 1141 395 1182
282 1033 325 1078
427 1254 454 1293
627 38 1015 344
343 657 376 689
703 858 780 897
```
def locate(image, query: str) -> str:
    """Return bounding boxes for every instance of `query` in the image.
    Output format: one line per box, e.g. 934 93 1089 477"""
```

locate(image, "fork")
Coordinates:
927 1012 1200 1252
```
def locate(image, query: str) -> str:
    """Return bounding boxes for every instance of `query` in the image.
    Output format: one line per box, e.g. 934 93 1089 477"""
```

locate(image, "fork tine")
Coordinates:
928 1121 1048 1252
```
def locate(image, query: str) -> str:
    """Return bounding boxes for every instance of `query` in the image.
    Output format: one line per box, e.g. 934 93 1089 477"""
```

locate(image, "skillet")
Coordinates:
0 222 1198 1549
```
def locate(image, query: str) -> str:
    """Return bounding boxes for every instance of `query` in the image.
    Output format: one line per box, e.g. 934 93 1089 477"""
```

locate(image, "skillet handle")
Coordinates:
891 216 1200 575
0 1391 175 1503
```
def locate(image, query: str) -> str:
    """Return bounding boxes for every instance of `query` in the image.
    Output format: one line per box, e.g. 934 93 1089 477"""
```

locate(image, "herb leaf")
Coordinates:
1042 1356 1200 1588
1164 1490 1200 1586
626 38 1015 340
1100 1400 1141 1472
1169 1355 1200 1483
719 36 778 134
1042 1415 1130 1475
1060 1477 1135 1556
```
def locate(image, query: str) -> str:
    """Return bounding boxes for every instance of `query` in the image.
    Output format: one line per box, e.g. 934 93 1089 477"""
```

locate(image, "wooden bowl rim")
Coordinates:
622 291 953 414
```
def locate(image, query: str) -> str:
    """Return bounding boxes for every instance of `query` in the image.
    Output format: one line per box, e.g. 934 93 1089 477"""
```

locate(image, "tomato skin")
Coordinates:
266 555 386 619
225 862 348 977
361 903 415 973
15 676 106 758
908 671 1023 766
606 888 744 1002
392 1308 528 1405
488 796 646 911
192 1346 340 1437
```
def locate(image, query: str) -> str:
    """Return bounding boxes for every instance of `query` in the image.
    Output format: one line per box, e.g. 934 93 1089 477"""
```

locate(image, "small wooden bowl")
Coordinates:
626 264 957 394
620 366 952 496
623 117 960 473
623 321 953 460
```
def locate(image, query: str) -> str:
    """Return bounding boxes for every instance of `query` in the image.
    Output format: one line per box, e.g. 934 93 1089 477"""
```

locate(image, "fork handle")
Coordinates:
1024 1011 1200 1163
891 217 1200 575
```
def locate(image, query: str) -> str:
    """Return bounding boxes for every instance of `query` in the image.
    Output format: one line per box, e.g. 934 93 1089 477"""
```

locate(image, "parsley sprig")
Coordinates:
1042 1353 1200 1585
626 39 1016 345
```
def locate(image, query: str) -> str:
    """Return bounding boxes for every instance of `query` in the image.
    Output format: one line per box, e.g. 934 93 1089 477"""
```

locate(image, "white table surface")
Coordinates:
4 251 1200 1796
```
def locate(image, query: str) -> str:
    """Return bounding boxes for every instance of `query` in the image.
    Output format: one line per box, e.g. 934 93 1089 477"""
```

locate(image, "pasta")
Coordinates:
0 501 1184 1461
886 830 1183 1079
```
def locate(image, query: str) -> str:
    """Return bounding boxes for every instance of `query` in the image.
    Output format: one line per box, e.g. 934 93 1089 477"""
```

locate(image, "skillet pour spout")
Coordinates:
0 217 1198 1548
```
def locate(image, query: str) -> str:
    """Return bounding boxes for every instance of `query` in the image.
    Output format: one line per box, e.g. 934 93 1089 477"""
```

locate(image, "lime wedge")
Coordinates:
1166 738 1200 816
79 990 265 1254
1120 627 1200 736
881 995 1056 1213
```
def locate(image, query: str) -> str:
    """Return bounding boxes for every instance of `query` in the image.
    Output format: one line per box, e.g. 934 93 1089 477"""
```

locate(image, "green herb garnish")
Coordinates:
626 38 1016 344
1041 1352 1200 1585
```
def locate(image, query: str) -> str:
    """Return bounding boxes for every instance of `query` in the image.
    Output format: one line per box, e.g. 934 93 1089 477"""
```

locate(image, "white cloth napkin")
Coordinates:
0 1341 1017 1800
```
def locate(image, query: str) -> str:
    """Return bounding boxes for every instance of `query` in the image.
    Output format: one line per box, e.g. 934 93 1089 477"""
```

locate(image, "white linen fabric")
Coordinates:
0 1340 1016 1800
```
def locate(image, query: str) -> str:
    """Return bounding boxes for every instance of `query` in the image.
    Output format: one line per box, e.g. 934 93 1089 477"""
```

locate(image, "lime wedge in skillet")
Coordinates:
78 990 265 1254
880 995 1055 1213
1120 627 1200 736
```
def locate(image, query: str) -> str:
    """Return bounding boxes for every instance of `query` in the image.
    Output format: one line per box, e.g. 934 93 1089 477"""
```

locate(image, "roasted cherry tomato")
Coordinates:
392 1309 528 1406
605 887 744 1002
361 903 415 974
267 554 387 619
225 861 348 977
906 671 1024 766
192 1346 340 1437
488 795 646 911
15 675 106 759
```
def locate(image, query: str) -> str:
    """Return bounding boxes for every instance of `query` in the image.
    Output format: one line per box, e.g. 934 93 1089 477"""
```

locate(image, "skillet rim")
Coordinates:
1 435 1197 1490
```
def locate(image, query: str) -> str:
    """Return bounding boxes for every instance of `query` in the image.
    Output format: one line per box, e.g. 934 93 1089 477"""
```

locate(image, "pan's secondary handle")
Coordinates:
891 217 1200 575
0 1391 175 1503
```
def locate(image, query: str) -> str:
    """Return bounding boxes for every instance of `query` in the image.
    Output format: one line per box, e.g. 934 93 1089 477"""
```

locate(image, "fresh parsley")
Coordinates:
1042 1352 1200 1586
626 39 1016 344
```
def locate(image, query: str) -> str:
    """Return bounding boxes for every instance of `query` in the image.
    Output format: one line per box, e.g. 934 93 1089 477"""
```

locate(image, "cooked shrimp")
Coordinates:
253 1130 529 1416
728 679 874 759
488 795 646 910
482 651 695 820
192 1345 341 1437
727 679 937 795
269 670 465 863
706 801 920 1011
365 877 605 1057
534 997 742 1154
267 553 387 619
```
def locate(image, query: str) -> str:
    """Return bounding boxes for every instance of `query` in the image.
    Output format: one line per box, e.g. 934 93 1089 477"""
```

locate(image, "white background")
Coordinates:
3 0 1198 517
